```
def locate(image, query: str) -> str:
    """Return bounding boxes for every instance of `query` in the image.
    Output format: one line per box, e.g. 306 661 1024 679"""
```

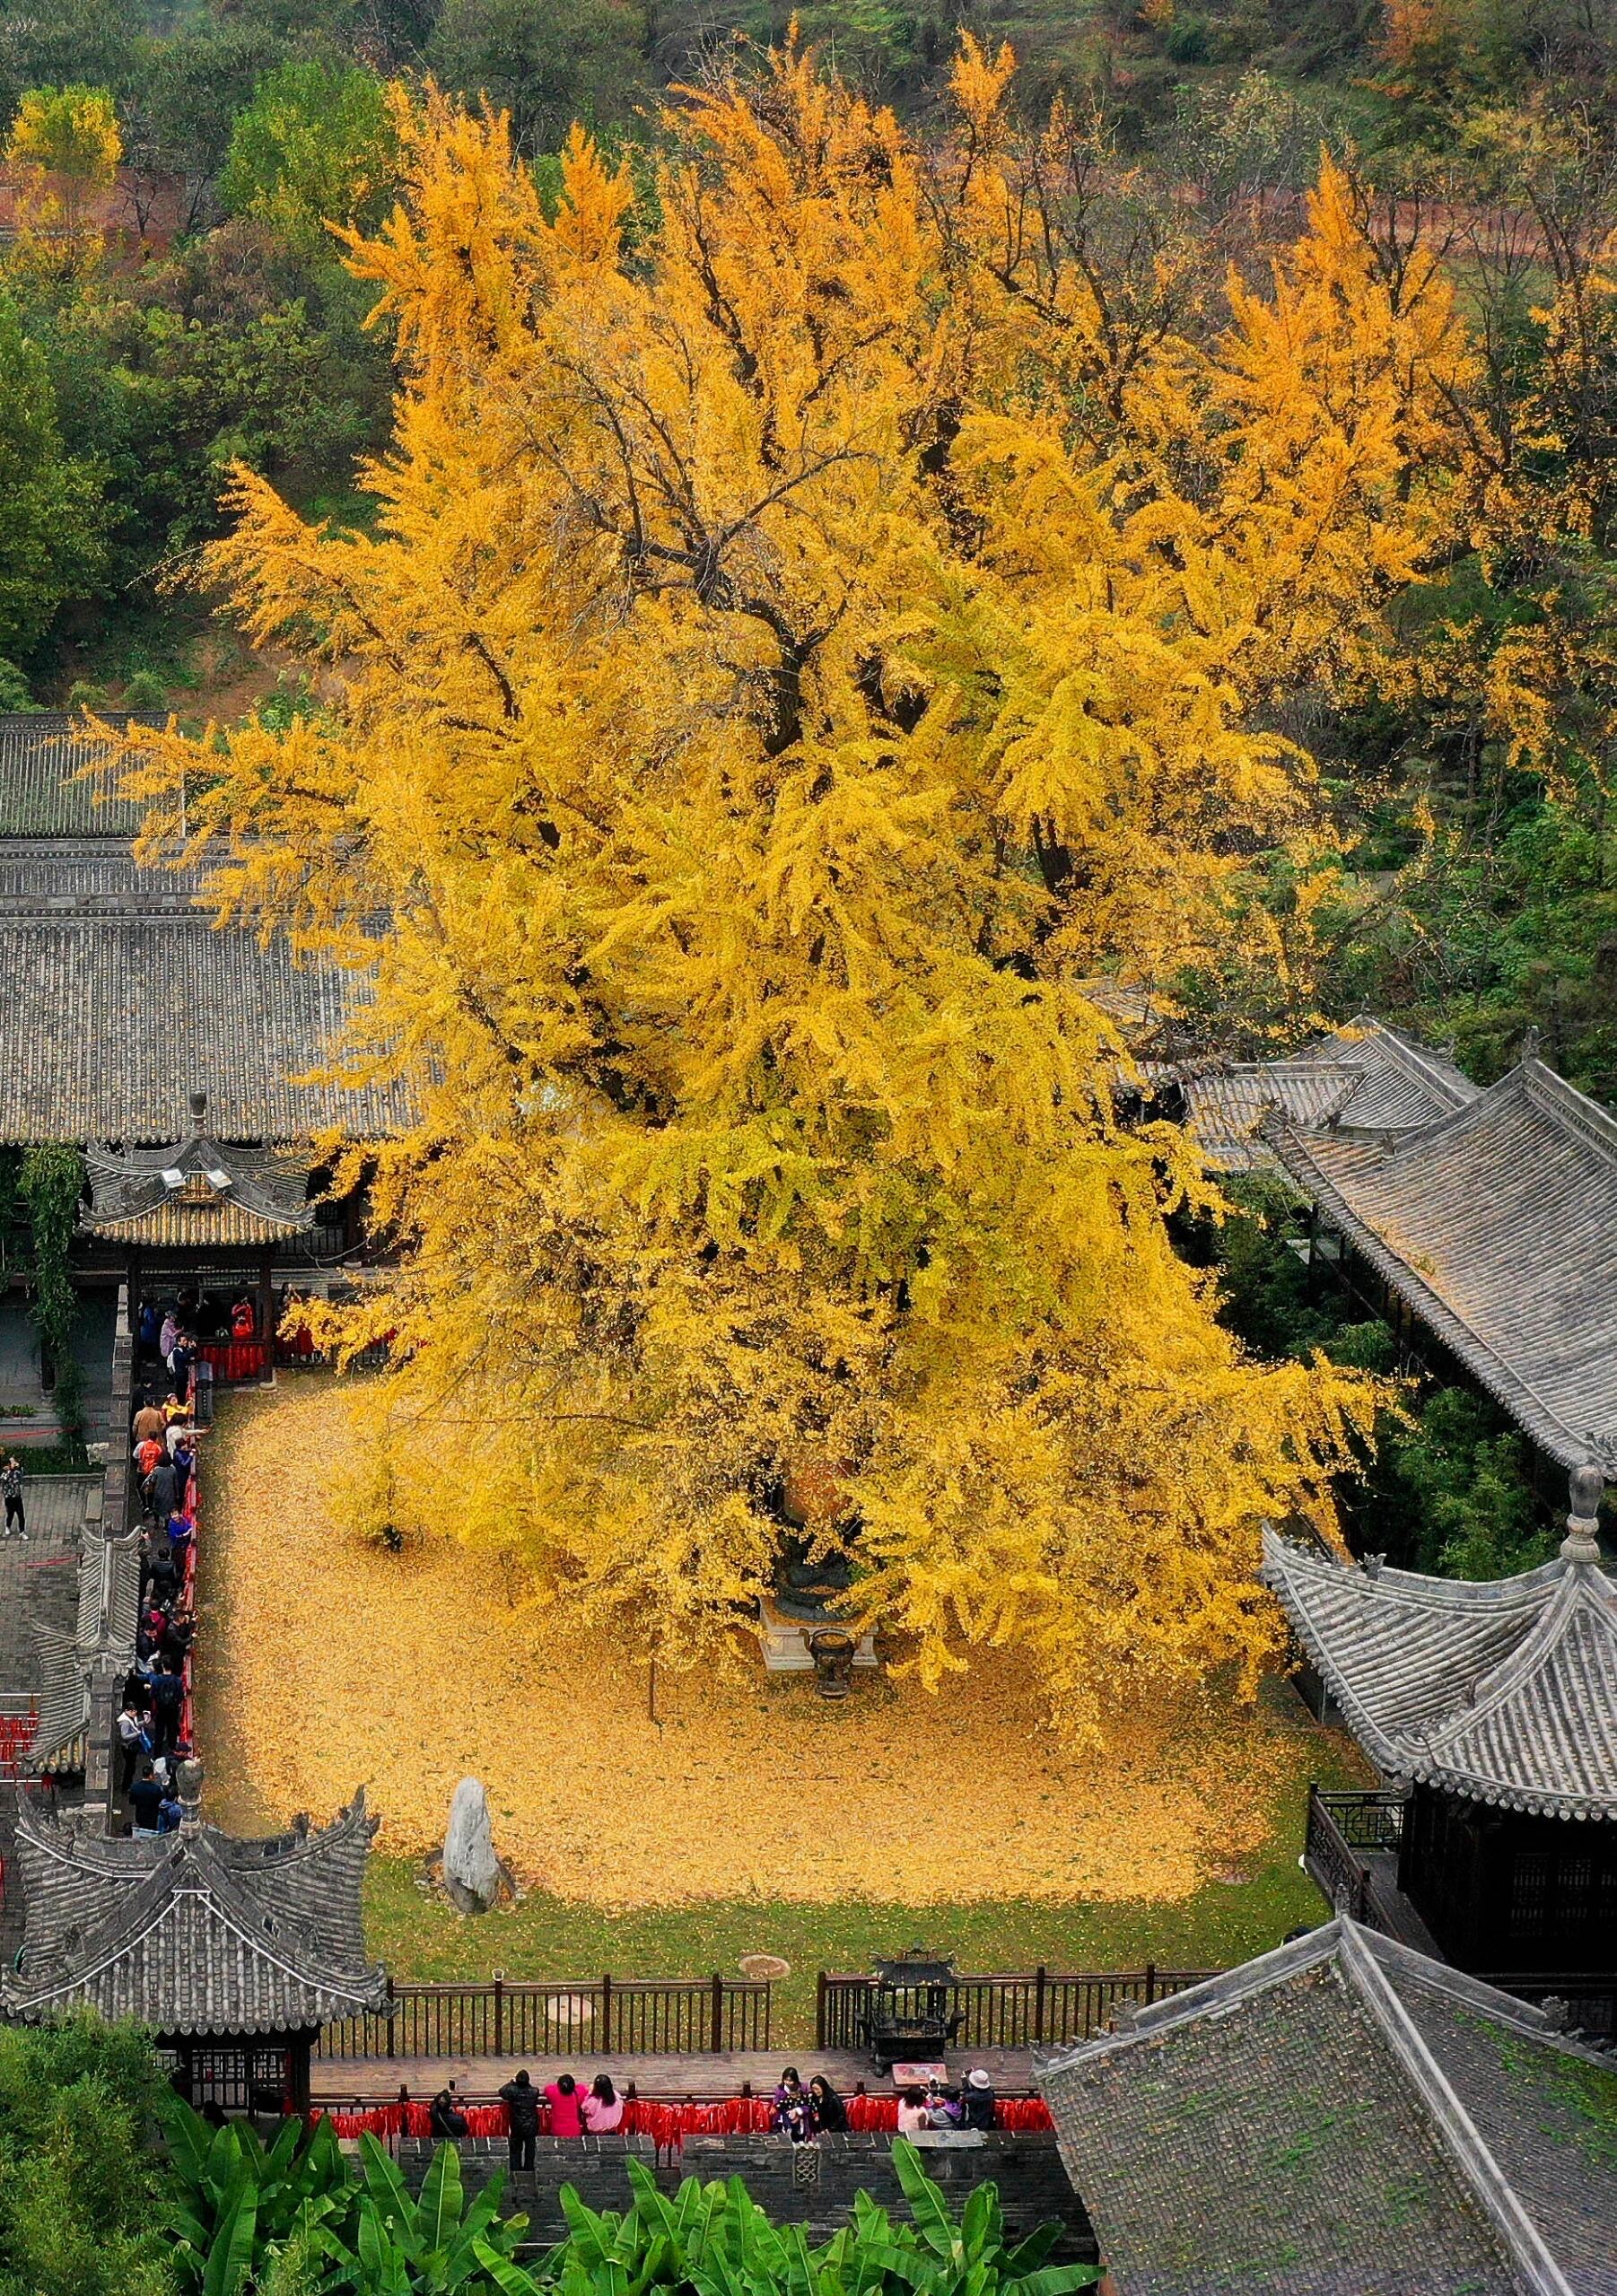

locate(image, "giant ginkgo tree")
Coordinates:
120 40 1476 1733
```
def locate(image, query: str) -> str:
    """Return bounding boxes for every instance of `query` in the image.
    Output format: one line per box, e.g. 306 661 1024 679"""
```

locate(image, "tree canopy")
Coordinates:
116 42 1491 1731
0 297 108 659
220 59 401 242
0 2017 172 2296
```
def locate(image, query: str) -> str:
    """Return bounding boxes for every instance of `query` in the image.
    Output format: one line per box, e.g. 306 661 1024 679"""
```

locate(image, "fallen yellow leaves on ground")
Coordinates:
196 1377 1318 1909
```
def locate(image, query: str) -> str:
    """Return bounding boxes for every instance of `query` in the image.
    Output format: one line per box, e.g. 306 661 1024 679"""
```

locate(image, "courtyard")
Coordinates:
194 1376 1368 2038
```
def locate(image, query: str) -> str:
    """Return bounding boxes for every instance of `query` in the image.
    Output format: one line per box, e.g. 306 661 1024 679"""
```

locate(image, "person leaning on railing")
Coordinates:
498 2069 541 2169
580 2074 624 2132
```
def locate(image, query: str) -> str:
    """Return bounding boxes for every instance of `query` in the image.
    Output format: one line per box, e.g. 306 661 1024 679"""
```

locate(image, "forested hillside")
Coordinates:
1 0 1613 1106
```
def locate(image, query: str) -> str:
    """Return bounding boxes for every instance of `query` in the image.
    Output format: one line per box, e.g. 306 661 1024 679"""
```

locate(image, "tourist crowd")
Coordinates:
117 1289 229 1835
419 2065 1004 2169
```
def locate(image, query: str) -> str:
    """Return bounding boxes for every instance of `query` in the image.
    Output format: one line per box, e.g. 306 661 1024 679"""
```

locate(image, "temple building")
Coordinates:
1263 1049 1617 1474
81 1091 324 1356
1263 1475 1616 2005
1179 1016 1478 1172
0 711 401 1148
1038 1918 1617 2296
0 711 406 1417
0 1770 388 2111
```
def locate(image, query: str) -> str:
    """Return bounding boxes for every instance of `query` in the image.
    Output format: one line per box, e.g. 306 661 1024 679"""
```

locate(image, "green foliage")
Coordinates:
349 2132 529 2292
162 2102 530 2293
18 1143 87 1438
0 0 133 132
427 0 650 157
162 2097 355 2290
0 2016 174 2296
512 2148 1099 2296
1210 1183 1554 1578
1384 1388 1552 1578
122 23 279 233
1323 791 1617 1107
220 60 399 240
0 297 109 660
0 658 39 709
165 2112 1097 2296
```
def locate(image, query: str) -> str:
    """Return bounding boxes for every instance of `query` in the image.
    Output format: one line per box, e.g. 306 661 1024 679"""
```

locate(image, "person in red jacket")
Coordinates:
545 2072 585 2136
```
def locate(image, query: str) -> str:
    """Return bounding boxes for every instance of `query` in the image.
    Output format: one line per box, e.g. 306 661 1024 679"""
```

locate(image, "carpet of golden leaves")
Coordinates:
196 1379 1311 1909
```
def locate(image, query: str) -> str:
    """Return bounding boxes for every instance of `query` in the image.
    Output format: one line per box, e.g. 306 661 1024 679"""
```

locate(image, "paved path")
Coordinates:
312 2043 1038 2107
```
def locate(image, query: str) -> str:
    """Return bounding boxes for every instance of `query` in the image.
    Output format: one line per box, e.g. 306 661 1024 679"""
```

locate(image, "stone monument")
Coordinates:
441 1777 503 1914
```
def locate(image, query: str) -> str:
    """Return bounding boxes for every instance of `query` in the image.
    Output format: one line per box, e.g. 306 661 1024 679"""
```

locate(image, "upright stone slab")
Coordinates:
441 1777 502 1913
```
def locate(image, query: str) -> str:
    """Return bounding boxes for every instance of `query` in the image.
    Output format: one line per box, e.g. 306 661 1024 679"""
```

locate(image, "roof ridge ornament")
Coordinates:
1560 1461 1604 1567
177 1756 204 1836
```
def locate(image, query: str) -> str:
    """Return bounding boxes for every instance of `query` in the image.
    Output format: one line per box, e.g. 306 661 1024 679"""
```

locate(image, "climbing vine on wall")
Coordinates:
18 1145 86 1442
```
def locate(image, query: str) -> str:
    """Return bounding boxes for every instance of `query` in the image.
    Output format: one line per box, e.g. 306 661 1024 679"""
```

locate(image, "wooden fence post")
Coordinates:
816 1972 828 2049
385 1976 396 2058
1034 1965 1047 2044
1144 1962 1157 2006
711 1972 724 2053
602 1972 613 2053
494 1970 504 2056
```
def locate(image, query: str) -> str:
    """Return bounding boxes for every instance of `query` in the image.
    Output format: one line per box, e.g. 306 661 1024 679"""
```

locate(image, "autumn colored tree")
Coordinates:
4 83 121 233
119 43 1478 1734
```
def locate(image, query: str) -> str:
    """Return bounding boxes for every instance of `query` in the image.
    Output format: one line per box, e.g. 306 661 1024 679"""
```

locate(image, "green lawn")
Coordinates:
363 1698 1368 2045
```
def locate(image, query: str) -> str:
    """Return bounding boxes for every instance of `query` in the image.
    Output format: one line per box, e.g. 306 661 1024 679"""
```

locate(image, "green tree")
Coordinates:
0 297 108 659
0 0 132 134
19 1143 87 1439
220 59 399 242
426 0 648 155
122 25 278 234
0 2017 173 2296
1385 1387 1552 1578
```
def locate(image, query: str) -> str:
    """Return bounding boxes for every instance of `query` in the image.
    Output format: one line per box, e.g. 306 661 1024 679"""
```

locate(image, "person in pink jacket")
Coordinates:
545 2071 586 2135
580 2073 625 2132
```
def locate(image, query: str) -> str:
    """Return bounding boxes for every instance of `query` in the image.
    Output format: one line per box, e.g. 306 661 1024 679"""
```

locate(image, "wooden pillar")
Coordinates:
257 1251 274 1364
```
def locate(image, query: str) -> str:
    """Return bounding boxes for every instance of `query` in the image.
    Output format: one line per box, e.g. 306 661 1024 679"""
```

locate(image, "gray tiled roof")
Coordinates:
1038 1919 1617 2296
0 842 406 1144
1262 1529 1617 1820
1185 1061 1362 1170
1266 1060 1617 1468
27 1520 141 1775
1 1792 389 2033
1185 1019 1477 1172
83 1110 315 1244
0 712 168 837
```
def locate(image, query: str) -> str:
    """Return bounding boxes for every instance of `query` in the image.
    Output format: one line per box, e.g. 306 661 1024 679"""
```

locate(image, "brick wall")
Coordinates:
396 2130 1097 2262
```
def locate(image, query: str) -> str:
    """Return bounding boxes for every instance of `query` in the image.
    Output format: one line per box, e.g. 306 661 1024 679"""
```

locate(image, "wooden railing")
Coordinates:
815 1965 1220 2051
275 1336 390 1373
195 1335 390 1392
315 1974 773 2062
197 1339 271 1386
1305 1784 1408 1921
